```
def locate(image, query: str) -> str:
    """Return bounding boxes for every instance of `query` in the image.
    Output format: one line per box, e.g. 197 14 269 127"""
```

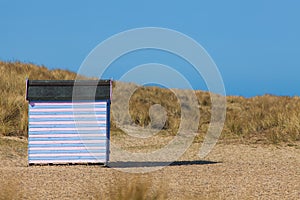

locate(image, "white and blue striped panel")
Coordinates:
28 101 109 164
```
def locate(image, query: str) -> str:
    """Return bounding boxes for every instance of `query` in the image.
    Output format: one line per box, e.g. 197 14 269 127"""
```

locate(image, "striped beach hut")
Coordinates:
26 80 111 165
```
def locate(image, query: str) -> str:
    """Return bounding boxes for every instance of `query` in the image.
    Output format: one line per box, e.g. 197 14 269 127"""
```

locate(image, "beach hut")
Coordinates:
26 80 111 165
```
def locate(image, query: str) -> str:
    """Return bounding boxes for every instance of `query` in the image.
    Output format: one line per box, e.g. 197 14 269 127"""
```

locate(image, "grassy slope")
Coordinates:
0 61 79 136
0 61 299 144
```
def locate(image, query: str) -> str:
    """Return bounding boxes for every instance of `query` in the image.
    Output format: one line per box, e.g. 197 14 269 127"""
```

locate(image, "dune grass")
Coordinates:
112 82 300 144
0 174 165 200
224 95 300 143
0 61 299 144
89 175 167 200
0 61 79 137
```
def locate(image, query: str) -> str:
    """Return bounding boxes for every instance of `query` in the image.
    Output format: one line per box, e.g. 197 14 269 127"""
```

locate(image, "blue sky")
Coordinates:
1 0 300 97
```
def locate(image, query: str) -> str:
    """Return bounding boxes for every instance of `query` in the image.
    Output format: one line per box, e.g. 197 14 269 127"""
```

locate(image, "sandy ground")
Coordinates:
0 137 299 199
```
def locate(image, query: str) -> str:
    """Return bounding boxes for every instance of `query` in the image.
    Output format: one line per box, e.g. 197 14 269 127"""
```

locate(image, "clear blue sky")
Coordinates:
1 0 299 97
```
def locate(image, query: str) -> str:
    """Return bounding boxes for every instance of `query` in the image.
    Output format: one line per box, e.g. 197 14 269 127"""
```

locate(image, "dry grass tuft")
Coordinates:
90 174 167 200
